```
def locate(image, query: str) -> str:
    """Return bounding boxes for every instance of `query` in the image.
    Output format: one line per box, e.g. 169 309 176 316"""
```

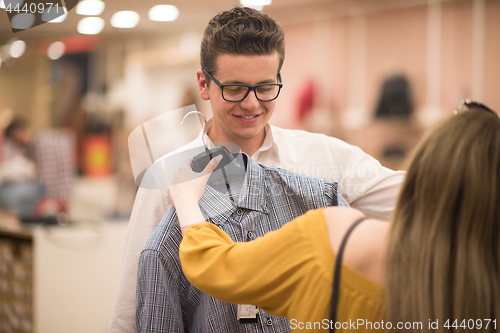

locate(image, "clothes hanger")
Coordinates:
181 111 249 202
181 111 241 173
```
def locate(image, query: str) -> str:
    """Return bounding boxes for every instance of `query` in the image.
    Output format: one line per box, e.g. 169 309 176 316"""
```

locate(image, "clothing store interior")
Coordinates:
0 0 499 332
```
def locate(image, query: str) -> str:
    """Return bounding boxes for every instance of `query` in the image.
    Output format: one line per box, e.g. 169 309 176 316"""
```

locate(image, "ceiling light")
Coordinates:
111 11 140 28
9 40 26 58
10 13 35 30
76 0 105 16
47 41 65 60
240 0 272 6
148 5 179 22
42 6 67 23
77 17 104 35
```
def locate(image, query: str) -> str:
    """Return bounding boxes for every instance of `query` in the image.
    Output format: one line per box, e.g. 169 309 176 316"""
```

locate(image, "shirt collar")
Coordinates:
198 154 268 224
236 154 268 212
257 123 274 152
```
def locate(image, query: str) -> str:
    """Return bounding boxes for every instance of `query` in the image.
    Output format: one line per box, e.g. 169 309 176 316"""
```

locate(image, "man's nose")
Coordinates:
240 88 260 109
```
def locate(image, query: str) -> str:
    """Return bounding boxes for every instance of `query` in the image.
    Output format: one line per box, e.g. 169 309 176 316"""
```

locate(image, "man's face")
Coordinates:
197 53 280 149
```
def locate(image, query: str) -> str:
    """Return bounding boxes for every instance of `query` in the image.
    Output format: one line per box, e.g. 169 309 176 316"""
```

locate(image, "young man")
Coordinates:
109 7 404 333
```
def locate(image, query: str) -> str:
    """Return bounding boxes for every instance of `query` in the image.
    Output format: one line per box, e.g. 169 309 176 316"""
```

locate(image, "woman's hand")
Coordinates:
168 155 221 231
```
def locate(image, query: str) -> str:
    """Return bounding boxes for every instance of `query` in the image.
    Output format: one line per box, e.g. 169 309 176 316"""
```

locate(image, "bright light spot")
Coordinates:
11 13 35 29
42 6 68 23
47 41 65 60
148 4 179 22
9 40 26 58
77 17 105 35
0 0 5 9
76 0 105 16
111 11 140 28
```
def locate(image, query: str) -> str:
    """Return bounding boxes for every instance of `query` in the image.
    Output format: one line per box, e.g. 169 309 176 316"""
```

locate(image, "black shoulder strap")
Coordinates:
330 216 369 332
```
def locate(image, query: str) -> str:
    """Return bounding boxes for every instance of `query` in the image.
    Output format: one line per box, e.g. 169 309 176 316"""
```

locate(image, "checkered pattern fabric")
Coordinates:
32 130 75 202
136 155 348 333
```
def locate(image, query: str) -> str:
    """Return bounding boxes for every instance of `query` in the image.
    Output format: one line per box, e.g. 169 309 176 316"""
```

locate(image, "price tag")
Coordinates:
238 304 258 323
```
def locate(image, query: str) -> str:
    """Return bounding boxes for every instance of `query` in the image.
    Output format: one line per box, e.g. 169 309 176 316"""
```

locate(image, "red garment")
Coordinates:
297 81 315 121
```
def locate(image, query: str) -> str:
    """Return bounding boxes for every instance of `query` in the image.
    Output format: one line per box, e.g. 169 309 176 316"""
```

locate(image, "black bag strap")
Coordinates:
330 216 369 332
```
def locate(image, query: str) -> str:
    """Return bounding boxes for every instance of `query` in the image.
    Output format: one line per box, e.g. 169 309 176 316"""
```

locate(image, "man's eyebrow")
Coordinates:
224 77 278 85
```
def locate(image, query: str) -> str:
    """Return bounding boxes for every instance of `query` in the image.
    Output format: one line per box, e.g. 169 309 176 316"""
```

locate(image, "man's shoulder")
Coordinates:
270 124 326 139
269 124 352 150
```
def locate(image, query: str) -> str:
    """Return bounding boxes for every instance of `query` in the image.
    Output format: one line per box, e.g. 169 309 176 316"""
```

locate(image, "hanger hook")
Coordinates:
181 111 209 151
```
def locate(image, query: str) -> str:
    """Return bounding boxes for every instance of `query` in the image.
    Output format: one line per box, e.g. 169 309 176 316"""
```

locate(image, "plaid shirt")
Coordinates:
32 130 75 201
136 156 349 333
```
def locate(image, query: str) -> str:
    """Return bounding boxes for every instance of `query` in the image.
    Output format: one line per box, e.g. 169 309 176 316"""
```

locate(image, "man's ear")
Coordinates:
197 69 210 101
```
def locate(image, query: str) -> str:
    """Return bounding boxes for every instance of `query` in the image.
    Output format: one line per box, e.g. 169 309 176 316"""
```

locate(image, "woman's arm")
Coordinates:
179 209 332 318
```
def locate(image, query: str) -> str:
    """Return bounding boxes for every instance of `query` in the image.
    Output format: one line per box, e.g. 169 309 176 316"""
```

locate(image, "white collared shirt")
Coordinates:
109 118 405 333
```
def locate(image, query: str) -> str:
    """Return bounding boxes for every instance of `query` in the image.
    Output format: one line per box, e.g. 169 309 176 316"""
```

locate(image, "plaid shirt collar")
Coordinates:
199 154 268 225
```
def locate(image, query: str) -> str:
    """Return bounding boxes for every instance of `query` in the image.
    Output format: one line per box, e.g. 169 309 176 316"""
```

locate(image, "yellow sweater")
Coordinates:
180 208 384 332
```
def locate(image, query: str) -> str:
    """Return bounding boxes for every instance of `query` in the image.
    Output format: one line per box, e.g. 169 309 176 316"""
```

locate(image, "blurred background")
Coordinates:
0 0 499 332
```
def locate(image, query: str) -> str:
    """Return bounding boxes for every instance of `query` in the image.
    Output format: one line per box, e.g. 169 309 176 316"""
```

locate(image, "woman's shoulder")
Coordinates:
323 206 365 223
323 207 389 286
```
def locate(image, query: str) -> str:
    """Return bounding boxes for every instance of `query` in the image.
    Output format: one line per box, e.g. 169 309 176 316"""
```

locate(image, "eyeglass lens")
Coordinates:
223 85 280 102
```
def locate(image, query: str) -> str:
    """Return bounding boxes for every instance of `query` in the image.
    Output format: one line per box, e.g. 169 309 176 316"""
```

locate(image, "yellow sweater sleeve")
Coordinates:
179 208 335 320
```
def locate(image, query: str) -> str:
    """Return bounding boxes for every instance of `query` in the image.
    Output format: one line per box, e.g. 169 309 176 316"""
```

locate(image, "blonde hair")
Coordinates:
386 108 500 332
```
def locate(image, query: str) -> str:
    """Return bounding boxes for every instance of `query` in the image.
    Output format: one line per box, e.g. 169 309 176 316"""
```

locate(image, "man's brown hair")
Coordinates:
200 6 285 81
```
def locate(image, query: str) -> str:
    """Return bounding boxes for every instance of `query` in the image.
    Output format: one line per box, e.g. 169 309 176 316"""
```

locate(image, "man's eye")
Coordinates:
256 85 273 93
225 86 246 94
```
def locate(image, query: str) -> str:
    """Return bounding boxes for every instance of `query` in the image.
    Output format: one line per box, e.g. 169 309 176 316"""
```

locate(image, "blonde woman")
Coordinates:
170 101 499 332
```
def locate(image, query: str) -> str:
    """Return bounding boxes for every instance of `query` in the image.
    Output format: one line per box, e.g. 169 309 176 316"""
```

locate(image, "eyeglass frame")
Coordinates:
454 99 497 116
203 69 283 102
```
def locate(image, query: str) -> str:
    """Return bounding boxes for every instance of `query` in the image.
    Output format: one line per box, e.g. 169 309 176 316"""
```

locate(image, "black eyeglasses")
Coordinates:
203 69 283 102
454 99 497 116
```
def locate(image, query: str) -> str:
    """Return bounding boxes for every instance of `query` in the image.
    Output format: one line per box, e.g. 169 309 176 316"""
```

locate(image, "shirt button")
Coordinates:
236 209 244 215
266 319 272 326
247 231 253 240
262 206 269 213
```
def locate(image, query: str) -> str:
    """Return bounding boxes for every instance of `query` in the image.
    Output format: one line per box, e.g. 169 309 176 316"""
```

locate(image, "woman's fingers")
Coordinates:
169 154 224 206
202 155 223 175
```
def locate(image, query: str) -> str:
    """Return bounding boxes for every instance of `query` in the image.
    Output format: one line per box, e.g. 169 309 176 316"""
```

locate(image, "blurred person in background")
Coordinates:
110 6 405 333
174 101 500 332
0 118 46 219
0 118 75 221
